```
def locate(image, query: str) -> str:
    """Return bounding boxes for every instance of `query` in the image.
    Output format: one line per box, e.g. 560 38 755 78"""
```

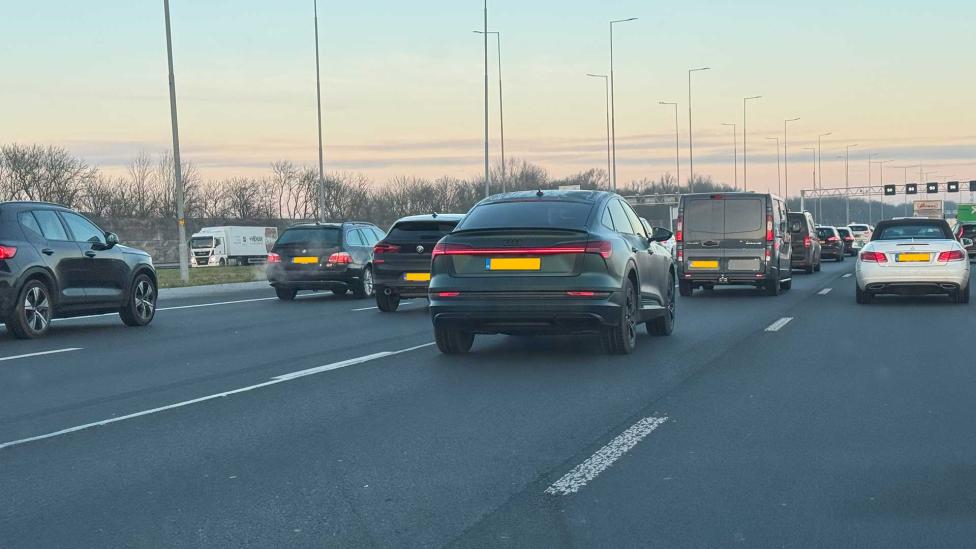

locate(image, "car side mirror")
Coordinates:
102 232 119 249
963 238 974 247
650 227 673 242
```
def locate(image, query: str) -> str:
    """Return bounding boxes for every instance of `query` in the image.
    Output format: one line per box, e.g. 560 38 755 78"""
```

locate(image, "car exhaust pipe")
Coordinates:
940 283 957 290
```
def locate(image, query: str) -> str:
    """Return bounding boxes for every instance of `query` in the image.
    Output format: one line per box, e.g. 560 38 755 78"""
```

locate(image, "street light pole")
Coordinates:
783 117 800 200
722 122 737 189
767 137 781 196
609 17 638 192
742 95 761 191
687 66 710 191
163 0 188 283
313 0 327 221
482 0 490 198
817 132 831 191
844 144 858 224
659 101 680 186
589 74 611 189
474 30 505 191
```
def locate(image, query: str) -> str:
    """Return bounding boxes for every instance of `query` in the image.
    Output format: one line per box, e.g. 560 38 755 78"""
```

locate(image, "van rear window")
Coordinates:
683 197 764 240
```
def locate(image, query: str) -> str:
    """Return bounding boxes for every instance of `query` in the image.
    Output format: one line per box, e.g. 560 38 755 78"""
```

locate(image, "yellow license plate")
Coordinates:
486 257 541 271
897 253 929 262
689 260 719 269
292 256 319 264
403 272 431 281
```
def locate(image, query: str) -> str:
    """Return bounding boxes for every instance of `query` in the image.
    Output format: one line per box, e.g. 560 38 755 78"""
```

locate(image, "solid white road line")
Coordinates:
545 416 668 496
818 288 832 295
765 317 794 332
842 273 853 278
51 297 281 323
0 348 82 363
0 342 435 451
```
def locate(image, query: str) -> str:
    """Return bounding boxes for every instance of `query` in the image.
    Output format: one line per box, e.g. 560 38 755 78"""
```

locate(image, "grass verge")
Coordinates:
157 265 266 289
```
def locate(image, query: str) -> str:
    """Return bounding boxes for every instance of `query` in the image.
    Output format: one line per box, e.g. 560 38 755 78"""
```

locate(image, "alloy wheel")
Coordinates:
625 284 637 344
24 286 51 333
135 280 156 321
363 268 374 296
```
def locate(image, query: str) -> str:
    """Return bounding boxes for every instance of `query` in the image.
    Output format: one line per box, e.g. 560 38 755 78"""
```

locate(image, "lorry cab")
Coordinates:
190 226 279 267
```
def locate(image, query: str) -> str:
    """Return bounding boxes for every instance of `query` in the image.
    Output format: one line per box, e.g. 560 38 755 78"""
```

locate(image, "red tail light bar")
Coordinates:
766 215 774 242
327 252 352 265
860 251 887 263
675 216 683 243
826 236 840 242
803 235 812 248
267 252 281 263
373 243 401 254
937 249 966 262
431 241 612 260
0 245 17 260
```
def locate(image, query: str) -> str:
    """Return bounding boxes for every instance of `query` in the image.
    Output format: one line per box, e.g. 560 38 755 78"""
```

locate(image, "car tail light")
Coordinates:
585 240 613 259
764 248 771 262
267 252 281 263
567 291 595 297
826 236 839 242
436 291 460 297
327 252 352 265
373 243 400 255
803 235 811 248
430 241 609 259
766 215 774 242
860 251 887 263
844 236 853 242
937 249 966 262
675 216 683 242
676 249 683 262
0 245 16 260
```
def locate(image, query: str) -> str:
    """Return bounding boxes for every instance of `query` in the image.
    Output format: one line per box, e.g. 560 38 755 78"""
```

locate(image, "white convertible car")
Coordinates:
855 218 972 304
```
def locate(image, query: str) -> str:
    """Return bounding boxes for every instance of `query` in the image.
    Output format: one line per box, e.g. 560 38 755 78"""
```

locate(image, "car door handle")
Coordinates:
84 251 97 258
42 248 54 256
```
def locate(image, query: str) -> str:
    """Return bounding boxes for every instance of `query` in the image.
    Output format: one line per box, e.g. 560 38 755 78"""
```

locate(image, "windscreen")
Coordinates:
386 221 458 241
874 223 952 240
683 197 764 240
190 236 214 248
816 227 834 239
458 201 593 231
275 227 341 248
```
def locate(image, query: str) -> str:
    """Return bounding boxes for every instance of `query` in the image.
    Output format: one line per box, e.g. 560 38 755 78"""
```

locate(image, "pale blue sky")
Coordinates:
2 0 974 191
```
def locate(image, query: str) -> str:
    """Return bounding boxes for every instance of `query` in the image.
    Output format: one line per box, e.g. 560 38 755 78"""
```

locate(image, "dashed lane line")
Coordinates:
818 288 832 295
764 317 794 332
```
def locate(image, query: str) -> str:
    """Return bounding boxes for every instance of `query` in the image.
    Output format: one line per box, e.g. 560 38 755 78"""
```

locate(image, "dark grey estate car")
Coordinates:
0 201 157 338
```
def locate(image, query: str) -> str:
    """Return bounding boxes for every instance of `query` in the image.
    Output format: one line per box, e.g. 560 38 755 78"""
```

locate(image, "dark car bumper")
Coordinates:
821 244 845 258
678 269 773 286
374 271 431 298
266 265 360 291
429 291 623 335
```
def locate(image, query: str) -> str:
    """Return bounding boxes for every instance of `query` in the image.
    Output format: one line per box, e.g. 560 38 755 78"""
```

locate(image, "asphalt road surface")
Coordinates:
2 261 975 548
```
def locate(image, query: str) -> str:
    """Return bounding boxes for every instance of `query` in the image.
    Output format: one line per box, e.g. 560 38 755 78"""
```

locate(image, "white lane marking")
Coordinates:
353 300 414 312
818 288 832 295
0 348 82 363
765 317 794 332
0 342 435 451
545 416 668 496
842 273 853 278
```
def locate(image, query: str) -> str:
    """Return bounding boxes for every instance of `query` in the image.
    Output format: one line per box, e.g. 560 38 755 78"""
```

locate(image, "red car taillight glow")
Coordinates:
860 251 887 263
803 235 811 248
267 252 281 263
0 245 17 260
937 249 966 262
826 236 840 242
766 215 774 242
327 252 352 265
431 241 611 259
373 243 400 255
675 216 683 243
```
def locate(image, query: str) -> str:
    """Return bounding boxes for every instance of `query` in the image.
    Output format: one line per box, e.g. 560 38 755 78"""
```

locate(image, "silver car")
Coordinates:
855 218 972 304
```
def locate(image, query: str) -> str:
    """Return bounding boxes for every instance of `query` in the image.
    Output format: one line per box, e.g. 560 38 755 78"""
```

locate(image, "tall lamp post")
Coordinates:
721 122 737 189
474 30 506 191
844 144 859 224
816 132 831 191
767 137 781 196
163 0 188 283
313 0 327 221
609 17 638 192
659 101 680 186
742 95 762 191
687 66 711 190
783 117 800 199
481 1 490 197
588 74 612 189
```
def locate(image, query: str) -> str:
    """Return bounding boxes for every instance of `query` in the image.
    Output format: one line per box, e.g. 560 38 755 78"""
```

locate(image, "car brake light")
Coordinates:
826 236 839 242
267 252 281 263
676 249 683 262
803 235 811 248
860 251 887 263
844 236 853 241
436 291 460 297
0 245 16 260
585 240 613 259
567 291 595 297
430 241 609 259
766 215 774 242
675 216 683 242
373 243 400 255
327 252 352 265
937 249 966 262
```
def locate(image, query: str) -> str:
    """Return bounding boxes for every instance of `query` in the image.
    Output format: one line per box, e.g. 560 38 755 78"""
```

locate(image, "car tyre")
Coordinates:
376 291 400 312
646 274 675 336
275 287 297 301
120 274 157 327
6 279 53 339
781 277 792 291
602 278 638 354
855 285 872 305
678 279 693 297
353 266 374 299
765 270 781 296
435 324 474 354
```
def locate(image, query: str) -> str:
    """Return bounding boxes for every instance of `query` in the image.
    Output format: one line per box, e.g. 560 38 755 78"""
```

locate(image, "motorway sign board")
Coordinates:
957 204 976 222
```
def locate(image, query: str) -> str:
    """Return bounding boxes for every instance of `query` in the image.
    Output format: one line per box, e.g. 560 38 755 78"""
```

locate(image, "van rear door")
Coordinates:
682 195 766 274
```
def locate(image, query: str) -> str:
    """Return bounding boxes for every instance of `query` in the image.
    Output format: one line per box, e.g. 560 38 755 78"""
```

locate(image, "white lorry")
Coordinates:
189 226 279 267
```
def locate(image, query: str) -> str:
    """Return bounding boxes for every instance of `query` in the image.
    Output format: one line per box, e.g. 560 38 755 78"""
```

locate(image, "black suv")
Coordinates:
429 191 676 355
0 201 157 338
373 213 464 312
266 221 385 300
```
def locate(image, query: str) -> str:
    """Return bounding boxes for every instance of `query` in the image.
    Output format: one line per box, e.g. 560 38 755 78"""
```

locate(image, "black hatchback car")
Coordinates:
428 190 676 355
0 201 157 338
816 226 845 262
373 213 464 312
266 221 385 300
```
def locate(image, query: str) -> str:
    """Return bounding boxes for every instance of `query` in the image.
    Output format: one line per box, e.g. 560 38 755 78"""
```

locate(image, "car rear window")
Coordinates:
816 227 834 239
386 221 458 241
787 213 808 234
275 227 341 248
458 201 593 231
836 228 852 237
849 224 869 232
874 223 952 240
683 197 764 240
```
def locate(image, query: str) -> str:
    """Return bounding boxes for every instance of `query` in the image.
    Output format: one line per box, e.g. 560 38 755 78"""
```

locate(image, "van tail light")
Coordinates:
675 216 683 243
860 251 887 263
764 248 771 262
766 215 774 242
267 252 281 263
803 235 811 248
676 249 683 262
937 249 966 262
327 252 352 265
0 245 17 260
